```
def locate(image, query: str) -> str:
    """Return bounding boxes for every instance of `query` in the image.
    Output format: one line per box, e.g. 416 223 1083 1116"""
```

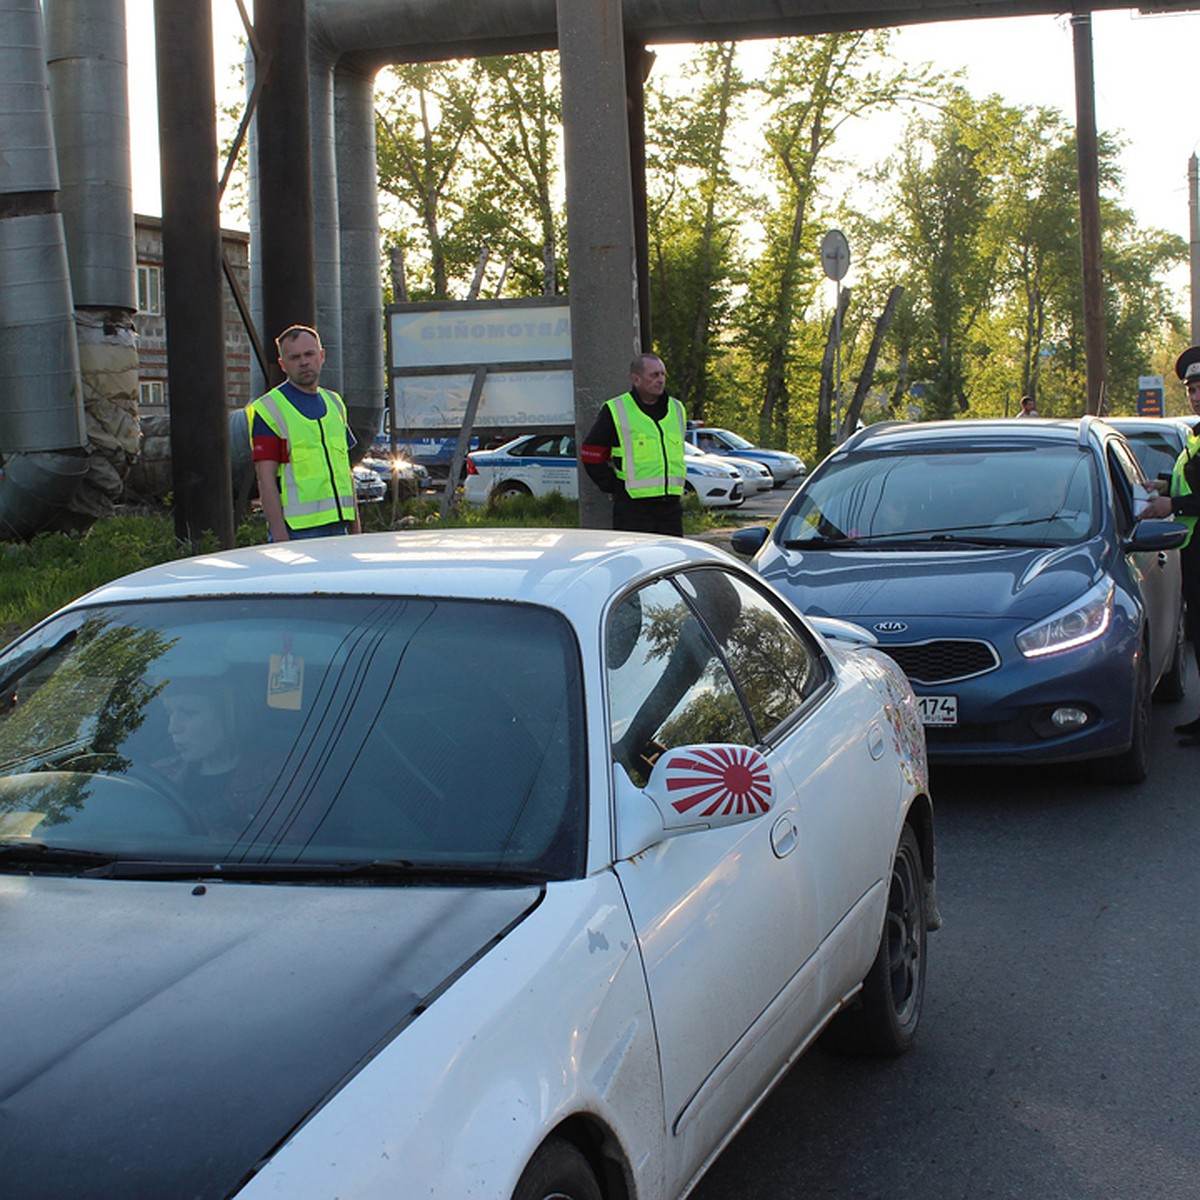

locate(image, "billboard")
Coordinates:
387 299 574 432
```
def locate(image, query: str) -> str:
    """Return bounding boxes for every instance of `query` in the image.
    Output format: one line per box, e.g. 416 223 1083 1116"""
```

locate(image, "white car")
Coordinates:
464 432 745 507
685 440 774 494
0 530 936 1200
352 461 387 504
685 426 806 486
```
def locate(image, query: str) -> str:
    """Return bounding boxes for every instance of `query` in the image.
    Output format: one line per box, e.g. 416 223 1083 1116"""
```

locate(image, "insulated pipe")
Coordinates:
0 0 86 540
45 0 141 527
43 0 136 310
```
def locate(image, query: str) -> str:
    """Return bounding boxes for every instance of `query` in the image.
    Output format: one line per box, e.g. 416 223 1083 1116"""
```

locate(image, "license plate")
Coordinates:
918 695 958 726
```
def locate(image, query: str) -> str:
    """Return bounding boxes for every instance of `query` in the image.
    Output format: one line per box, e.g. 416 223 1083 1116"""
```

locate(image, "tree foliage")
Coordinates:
369 38 1188 462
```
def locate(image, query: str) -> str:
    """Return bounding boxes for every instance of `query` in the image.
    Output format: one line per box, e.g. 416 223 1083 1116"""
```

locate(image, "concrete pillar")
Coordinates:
556 0 642 529
335 63 385 446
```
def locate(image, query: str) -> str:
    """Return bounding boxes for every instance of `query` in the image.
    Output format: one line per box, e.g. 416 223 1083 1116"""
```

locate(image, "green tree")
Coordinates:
455 53 565 297
732 32 936 448
375 62 482 300
645 43 751 417
882 93 998 419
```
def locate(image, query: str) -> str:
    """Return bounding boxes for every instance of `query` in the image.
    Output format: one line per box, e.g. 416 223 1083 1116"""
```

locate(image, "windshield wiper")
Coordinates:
82 858 552 885
782 535 856 549
0 840 120 871
924 533 1049 547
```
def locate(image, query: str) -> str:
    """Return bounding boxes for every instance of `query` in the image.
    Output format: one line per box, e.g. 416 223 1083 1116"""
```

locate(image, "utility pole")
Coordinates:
1190 153 1200 346
255 0 316 377
1071 11 1108 417
154 0 234 548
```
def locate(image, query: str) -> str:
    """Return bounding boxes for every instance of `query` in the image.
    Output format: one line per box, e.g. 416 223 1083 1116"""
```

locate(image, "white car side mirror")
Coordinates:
615 744 775 860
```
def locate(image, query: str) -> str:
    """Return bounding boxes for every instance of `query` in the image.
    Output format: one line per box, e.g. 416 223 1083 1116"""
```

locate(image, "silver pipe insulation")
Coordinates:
44 0 136 310
0 0 87 539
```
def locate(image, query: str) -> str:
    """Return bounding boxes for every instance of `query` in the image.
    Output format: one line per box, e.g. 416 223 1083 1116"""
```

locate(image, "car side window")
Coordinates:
675 568 829 738
1107 441 1143 535
606 578 754 787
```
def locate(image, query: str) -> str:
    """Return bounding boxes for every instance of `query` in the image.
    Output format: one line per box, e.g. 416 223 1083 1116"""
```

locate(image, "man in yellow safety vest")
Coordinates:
1140 344 1200 743
247 325 361 542
581 353 687 536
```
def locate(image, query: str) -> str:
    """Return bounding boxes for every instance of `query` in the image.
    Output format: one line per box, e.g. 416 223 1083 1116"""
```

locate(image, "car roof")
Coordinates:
1102 415 1194 430
67 529 739 632
838 416 1109 455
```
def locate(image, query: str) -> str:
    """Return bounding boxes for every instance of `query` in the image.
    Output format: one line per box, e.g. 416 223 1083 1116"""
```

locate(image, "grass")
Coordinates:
0 488 734 643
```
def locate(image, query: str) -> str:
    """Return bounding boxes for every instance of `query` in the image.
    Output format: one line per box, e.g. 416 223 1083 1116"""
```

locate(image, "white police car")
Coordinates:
463 432 744 507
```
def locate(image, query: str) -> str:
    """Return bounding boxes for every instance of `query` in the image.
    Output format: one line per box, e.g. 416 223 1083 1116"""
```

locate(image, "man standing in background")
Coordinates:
581 353 687 536
248 325 361 541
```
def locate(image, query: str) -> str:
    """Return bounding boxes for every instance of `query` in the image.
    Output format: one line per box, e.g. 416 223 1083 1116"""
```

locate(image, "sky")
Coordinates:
123 4 1200 246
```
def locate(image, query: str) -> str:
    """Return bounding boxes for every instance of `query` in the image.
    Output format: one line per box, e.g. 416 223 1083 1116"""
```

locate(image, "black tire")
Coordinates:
492 480 533 502
1153 609 1187 703
824 824 926 1057
1099 646 1150 785
512 1138 602 1200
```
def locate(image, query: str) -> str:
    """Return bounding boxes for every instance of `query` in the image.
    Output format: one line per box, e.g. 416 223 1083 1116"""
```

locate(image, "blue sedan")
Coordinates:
731 418 1188 782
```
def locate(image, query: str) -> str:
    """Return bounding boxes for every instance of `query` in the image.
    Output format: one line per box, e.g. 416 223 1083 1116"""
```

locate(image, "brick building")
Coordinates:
134 215 253 410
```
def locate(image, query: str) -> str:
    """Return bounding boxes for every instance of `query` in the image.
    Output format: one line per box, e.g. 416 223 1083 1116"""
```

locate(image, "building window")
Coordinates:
137 265 163 315
139 380 165 408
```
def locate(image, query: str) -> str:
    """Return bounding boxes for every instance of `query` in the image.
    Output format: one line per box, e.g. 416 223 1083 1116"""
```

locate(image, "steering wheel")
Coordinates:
115 765 208 836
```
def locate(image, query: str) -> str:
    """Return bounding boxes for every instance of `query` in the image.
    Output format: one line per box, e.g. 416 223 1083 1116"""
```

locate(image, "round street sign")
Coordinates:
820 229 850 281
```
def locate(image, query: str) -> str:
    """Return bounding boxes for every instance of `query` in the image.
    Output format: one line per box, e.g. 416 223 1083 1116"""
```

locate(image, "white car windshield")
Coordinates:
0 597 586 879
780 444 1100 547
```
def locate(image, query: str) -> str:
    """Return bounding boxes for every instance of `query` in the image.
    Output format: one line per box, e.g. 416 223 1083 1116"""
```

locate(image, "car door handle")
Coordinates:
868 725 886 760
770 815 798 859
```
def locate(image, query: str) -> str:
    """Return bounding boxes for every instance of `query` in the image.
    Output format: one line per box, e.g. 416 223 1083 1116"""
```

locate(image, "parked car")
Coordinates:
351 461 387 504
463 432 745 507
0 529 935 1200
730 417 1188 782
359 450 431 500
1102 416 1197 486
373 433 479 482
686 440 774 494
684 425 806 486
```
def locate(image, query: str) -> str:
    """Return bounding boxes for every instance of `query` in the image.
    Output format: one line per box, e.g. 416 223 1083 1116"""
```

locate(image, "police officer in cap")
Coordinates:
1140 345 1200 742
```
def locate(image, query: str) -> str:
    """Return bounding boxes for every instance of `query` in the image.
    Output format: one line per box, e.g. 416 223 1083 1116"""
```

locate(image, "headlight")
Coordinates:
689 463 725 477
1016 579 1114 658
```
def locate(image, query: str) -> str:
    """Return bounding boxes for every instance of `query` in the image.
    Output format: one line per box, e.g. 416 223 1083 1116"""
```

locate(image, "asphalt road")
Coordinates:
690 669 1200 1200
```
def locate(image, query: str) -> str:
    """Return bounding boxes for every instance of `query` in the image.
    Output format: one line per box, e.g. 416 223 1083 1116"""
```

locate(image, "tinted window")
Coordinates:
781 443 1100 546
0 597 586 878
606 578 753 786
1115 429 1183 482
675 569 827 737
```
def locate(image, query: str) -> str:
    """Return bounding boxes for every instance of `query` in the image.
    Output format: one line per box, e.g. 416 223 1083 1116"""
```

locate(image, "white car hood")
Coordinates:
0 874 540 1200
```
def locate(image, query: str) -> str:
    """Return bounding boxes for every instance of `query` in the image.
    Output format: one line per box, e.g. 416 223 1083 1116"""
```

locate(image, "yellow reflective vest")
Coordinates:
1170 425 1200 548
247 386 356 530
605 392 686 499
